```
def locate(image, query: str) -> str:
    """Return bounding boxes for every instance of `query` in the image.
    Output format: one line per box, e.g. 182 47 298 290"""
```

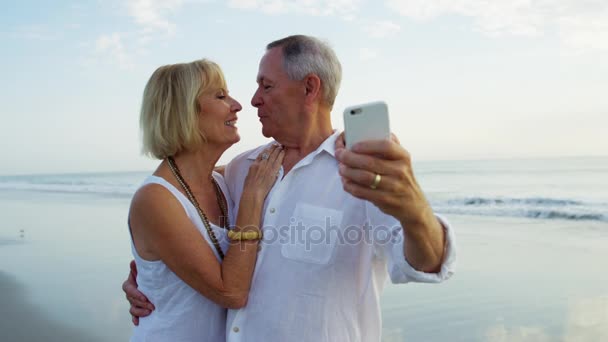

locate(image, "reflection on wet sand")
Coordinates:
485 324 552 342
483 296 608 342
0 271 102 342
0 239 24 246
564 296 608 341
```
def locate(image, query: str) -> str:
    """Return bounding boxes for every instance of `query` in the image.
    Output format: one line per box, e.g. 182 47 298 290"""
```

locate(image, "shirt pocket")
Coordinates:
281 202 343 265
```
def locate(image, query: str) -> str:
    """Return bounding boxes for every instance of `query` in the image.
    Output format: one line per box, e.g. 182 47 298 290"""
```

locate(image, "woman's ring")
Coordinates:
261 153 269 160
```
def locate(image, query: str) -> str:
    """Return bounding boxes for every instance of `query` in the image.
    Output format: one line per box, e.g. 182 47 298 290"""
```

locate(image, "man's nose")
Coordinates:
251 89 262 108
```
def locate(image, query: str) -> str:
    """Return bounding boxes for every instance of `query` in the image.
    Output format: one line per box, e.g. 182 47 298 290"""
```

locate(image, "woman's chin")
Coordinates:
229 134 241 145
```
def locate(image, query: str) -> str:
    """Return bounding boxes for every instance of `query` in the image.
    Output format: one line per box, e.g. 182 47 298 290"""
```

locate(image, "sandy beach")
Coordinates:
0 192 133 341
0 271 102 342
380 215 608 341
0 189 607 341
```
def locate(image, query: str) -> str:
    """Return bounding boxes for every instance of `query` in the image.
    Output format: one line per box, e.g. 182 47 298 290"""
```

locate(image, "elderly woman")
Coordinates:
128 59 283 341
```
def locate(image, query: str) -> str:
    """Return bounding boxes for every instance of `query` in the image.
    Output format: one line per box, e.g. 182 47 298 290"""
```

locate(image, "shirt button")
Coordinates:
233 327 239 333
269 208 276 213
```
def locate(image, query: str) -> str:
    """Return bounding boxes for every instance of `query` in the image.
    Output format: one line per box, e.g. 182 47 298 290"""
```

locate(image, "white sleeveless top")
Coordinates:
129 172 232 342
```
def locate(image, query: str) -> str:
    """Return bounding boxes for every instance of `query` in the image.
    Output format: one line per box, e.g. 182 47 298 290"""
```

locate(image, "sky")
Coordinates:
1 0 607 175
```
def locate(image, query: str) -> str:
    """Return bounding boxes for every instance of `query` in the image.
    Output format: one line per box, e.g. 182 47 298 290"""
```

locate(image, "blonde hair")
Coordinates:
140 59 227 159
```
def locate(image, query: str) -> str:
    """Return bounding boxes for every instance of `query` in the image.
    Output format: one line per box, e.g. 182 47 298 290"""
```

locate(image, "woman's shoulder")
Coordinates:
134 175 173 199
131 175 185 217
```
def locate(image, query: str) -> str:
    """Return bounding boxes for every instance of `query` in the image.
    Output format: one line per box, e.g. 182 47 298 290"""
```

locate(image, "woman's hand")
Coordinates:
243 145 284 199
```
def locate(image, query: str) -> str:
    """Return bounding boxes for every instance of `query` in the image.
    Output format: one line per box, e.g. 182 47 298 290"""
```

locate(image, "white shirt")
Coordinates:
130 174 230 342
223 131 456 342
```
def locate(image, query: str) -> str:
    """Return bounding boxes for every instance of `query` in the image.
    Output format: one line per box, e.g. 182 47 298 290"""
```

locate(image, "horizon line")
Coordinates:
2 154 608 177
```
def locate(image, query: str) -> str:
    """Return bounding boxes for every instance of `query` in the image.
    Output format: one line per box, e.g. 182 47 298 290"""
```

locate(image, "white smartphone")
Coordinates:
343 101 391 149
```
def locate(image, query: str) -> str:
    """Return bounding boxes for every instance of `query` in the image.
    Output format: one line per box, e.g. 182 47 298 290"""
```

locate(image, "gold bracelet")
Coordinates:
227 230 263 241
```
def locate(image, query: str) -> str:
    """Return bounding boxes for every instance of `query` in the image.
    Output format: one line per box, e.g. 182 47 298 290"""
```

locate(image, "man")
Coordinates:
125 34 456 341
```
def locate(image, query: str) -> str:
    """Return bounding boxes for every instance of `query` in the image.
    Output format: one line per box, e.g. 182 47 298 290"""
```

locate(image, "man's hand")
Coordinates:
122 260 155 326
334 132 434 225
335 132 445 272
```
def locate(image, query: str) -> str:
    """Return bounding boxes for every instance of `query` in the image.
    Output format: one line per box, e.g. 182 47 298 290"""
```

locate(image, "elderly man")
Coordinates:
125 34 455 341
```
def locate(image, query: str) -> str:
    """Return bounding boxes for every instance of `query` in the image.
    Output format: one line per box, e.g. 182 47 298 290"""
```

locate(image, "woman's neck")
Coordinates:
168 143 225 190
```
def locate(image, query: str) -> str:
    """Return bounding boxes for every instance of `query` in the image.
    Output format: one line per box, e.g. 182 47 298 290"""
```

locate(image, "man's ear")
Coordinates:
304 73 322 103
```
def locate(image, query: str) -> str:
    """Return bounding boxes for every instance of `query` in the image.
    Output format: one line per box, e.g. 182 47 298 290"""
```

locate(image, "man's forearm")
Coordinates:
401 211 446 273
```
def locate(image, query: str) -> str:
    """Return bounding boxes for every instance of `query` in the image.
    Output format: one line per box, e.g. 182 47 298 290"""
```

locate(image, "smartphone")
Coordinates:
343 101 391 149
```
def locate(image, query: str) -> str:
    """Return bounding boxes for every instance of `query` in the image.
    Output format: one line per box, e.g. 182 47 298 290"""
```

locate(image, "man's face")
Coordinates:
251 48 305 140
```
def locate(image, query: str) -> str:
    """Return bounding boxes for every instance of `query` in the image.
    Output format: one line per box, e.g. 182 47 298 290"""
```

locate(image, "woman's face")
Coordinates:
197 87 242 148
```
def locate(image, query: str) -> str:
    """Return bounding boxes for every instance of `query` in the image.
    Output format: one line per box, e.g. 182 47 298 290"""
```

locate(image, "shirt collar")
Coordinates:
246 130 340 160
316 129 340 158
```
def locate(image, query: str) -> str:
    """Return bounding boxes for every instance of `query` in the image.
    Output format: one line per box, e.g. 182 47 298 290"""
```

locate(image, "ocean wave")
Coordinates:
433 196 608 222
0 173 142 198
0 182 136 198
448 197 582 206
2 174 607 223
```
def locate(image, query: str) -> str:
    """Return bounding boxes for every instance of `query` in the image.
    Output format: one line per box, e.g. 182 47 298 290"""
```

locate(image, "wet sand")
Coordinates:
0 194 133 341
0 271 102 342
381 215 608 341
0 190 607 341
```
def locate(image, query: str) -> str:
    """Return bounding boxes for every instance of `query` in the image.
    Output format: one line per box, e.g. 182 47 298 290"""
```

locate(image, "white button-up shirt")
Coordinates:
223 131 456 342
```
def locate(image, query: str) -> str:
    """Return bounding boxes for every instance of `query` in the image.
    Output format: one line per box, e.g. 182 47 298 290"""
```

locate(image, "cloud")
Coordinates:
364 20 401 38
227 0 362 18
90 0 195 70
359 47 378 61
92 0 361 69
557 6 608 53
385 0 608 52
95 33 134 70
385 0 549 37
126 0 184 37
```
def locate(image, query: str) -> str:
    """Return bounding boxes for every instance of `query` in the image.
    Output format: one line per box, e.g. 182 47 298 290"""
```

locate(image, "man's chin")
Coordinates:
261 127 272 138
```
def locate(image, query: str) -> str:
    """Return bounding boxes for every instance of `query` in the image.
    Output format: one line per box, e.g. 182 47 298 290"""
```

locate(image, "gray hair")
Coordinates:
267 35 342 107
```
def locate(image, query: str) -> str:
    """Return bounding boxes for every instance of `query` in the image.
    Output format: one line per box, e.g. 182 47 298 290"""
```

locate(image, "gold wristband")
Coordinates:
227 230 263 241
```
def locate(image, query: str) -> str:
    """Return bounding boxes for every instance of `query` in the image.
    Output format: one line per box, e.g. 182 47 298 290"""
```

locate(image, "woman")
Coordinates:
128 59 283 341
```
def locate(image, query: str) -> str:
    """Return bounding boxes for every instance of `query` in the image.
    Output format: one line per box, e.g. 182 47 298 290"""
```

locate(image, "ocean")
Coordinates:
1 156 607 341
2 157 607 223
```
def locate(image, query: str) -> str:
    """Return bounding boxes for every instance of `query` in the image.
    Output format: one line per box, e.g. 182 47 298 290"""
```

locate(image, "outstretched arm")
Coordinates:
335 133 445 272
